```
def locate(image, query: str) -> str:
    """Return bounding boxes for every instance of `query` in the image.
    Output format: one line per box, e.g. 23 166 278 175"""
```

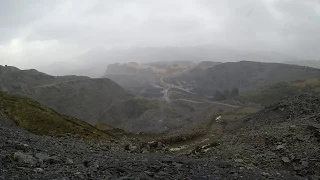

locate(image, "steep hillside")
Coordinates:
22 78 132 125
202 94 320 177
0 92 111 140
175 61 221 89
177 61 320 96
0 65 132 125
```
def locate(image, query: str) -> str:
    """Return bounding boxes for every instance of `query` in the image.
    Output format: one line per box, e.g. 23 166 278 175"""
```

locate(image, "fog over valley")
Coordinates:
0 0 320 76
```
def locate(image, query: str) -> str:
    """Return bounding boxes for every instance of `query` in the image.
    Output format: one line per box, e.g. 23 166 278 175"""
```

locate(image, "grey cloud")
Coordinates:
273 0 320 58
0 0 59 42
1 0 320 66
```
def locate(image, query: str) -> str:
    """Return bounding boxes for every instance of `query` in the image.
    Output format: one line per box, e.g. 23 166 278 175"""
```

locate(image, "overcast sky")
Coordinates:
0 0 320 69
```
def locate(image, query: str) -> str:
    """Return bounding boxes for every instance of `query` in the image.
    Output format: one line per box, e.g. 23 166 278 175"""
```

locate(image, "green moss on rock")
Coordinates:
0 92 112 140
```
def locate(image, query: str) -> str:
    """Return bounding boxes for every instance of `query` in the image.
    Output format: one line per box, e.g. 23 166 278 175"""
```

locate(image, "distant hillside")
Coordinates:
194 61 221 70
96 97 231 133
105 61 193 76
144 61 195 70
176 61 221 85
235 78 320 106
104 61 193 97
0 65 132 125
82 45 297 69
284 60 320 69
38 45 298 78
0 92 111 140
177 61 320 96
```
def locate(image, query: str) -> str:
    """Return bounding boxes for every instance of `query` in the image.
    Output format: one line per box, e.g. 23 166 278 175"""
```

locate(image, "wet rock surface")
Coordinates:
201 94 320 179
0 125 301 179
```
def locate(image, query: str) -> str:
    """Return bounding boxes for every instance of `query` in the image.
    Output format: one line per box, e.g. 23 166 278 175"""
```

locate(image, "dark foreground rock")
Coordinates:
201 94 320 179
0 125 302 180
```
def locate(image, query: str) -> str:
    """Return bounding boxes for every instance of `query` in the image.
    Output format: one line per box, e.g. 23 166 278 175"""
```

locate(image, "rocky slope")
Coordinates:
0 83 318 179
176 61 320 96
0 65 132 125
0 117 303 179
199 94 320 178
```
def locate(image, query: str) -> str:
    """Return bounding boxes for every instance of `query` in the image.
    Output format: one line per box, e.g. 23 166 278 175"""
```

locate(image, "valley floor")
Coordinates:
0 124 304 180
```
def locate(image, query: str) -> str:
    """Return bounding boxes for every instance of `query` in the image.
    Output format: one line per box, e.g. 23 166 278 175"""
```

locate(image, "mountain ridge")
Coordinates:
0 65 133 125
176 61 320 96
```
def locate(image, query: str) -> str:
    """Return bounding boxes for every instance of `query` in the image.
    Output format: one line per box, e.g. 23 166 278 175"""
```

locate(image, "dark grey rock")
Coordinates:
33 168 44 173
276 144 285 150
35 153 51 162
92 161 99 172
262 172 270 177
13 152 37 165
83 160 90 167
0 159 3 169
130 146 138 152
293 163 304 171
124 144 139 153
156 142 163 150
124 144 131 151
173 162 184 168
65 158 74 164
148 141 158 148
234 159 244 163
281 157 290 163
35 153 60 164
301 160 309 168
158 171 168 176
47 156 61 163
139 172 153 180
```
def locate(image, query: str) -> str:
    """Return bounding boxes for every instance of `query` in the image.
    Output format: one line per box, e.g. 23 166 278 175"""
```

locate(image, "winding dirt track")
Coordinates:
160 75 239 108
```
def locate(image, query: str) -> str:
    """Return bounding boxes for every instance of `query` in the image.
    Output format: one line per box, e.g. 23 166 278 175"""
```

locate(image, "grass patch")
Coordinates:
0 92 112 141
96 123 113 131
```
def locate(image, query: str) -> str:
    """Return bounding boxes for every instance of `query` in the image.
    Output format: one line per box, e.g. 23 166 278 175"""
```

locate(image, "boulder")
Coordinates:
33 168 44 173
156 142 163 150
124 144 139 153
35 153 51 162
35 153 60 164
234 159 244 163
65 158 74 165
281 157 290 163
276 144 286 150
13 152 37 165
0 159 3 169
